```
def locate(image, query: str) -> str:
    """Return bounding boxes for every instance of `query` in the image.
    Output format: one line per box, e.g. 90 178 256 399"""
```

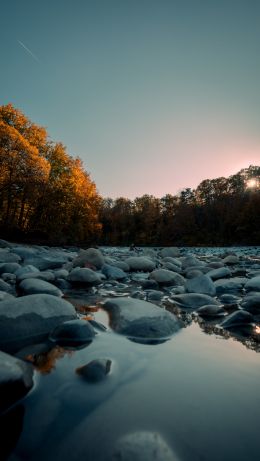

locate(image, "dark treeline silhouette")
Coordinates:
0 104 259 246
99 166 260 246
0 104 101 244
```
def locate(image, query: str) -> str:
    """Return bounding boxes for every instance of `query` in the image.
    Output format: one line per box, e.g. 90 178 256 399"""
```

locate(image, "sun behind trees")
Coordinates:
0 104 101 244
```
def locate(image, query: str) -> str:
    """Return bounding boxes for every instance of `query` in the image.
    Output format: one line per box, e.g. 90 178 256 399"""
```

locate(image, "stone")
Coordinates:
0 351 34 413
160 247 180 258
125 256 156 272
0 279 13 293
102 264 127 280
53 269 69 279
244 276 260 292
0 291 15 302
185 274 216 296
0 251 21 263
214 277 247 294
222 255 239 265
68 268 102 286
241 293 260 313
181 255 204 270
15 265 40 281
162 257 182 267
162 262 182 273
110 431 176 461
19 278 62 297
197 304 226 317
145 290 164 302
11 246 37 260
110 260 130 272
103 297 181 341
171 293 219 309
140 279 159 290
72 248 105 269
0 294 77 352
185 269 204 279
149 269 185 286
49 319 95 346
220 310 254 328
0 263 21 275
76 358 112 382
23 256 66 271
207 267 232 280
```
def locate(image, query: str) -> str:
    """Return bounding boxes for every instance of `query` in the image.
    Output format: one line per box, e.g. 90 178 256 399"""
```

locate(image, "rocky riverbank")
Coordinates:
0 240 259 460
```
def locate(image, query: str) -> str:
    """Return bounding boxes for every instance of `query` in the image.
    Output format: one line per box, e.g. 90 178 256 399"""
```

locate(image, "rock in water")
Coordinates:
0 294 77 352
149 269 185 286
103 297 181 341
245 276 260 292
49 319 95 346
185 274 216 296
125 256 156 272
68 267 102 286
160 247 180 258
0 351 34 413
220 310 254 329
110 431 176 461
19 278 62 297
72 248 104 269
77 359 112 382
171 293 220 309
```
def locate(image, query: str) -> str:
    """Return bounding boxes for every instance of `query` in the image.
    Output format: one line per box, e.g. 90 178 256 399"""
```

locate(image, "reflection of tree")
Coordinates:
26 346 74 374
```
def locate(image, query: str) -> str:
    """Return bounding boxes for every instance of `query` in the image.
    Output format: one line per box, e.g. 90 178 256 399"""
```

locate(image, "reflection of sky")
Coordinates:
12 322 260 461
1 0 259 198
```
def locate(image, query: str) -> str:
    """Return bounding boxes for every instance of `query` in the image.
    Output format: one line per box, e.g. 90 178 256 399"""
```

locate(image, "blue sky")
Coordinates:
1 0 259 198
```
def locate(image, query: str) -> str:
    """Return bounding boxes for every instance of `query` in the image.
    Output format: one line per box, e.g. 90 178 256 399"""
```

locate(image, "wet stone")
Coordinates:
49 319 95 346
76 358 112 382
0 351 34 413
110 431 176 461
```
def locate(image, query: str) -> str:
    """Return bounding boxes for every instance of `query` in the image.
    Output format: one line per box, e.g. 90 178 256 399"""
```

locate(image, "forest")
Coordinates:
0 104 259 246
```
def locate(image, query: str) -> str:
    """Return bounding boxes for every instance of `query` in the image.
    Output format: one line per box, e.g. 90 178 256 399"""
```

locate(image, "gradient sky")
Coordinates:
1 0 259 198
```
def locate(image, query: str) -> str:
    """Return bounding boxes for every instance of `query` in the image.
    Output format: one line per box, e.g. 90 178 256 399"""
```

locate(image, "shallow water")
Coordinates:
3 305 260 461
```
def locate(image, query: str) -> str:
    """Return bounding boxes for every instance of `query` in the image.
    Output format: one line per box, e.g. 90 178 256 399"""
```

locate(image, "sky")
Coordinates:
1 0 259 199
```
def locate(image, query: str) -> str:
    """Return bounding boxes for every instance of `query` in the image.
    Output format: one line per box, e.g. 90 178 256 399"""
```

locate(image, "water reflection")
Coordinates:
0 405 24 460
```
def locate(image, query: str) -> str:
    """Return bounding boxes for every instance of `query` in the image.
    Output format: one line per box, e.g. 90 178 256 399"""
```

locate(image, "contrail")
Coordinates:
18 40 41 63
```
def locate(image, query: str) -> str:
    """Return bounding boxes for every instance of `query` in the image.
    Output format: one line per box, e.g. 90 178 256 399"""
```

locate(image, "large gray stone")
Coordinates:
102 264 127 280
0 250 21 263
241 293 260 313
220 310 254 329
72 248 105 269
77 358 112 382
0 294 76 352
0 351 34 413
68 267 102 286
171 293 219 309
214 277 247 294
185 274 216 296
11 246 37 260
19 278 62 297
149 269 185 286
181 255 204 270
207 267 232 280
222 255 239 265
125 256 156 272
15 265 40 281
110 431 176 461
49 319 95 346
244 275 260 292
103 297 181 341
0 263 21 275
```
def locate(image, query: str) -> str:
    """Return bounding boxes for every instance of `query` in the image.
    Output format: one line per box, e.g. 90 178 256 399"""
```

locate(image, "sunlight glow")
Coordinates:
246 178 258 189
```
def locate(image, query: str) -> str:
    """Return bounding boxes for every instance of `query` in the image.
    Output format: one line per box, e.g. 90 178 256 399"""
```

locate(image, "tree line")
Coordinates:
0 104 259 246
99 167 260 246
